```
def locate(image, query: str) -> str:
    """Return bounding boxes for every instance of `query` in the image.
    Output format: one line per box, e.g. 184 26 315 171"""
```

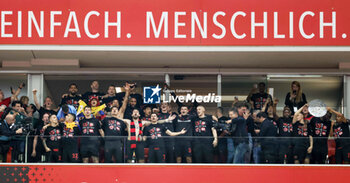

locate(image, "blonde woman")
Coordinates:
285 81 307 115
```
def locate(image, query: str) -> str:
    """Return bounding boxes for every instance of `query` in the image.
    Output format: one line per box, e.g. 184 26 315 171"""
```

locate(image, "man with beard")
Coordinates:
79 106 105 163
276 107 294 164
192 106 218 163
143 113 186 163
247 82 273 111
101 84 130 163
82 81 105 104
61 83 82 110
174 105 195 163
310 112 331 164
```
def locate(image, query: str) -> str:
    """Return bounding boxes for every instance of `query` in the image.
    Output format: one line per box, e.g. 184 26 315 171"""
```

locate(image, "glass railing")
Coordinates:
0 135 348 164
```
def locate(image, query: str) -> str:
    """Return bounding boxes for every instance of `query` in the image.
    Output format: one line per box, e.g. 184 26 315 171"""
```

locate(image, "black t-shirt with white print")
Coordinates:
193 115 214 144
143 123 167 147
101 117 126 141
79 117 101 145
44 126 62 150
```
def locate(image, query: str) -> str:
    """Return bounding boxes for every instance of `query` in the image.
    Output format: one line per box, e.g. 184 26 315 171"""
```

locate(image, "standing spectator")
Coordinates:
31 113 50 162
276 107 294 164
82 81 105 104
33 89 57 121
310 112 332 164
60 113 81 163
226 108 238 163
42 115 62 163
143 113 186 163
61 83 82 110
247 82 273 111
192 106 218 163
102 85 120 112
285 81 307 115
20 96 29 109
292 105 313 164
101 83 130 163
0 83 24 118
157 102 176 163
173 105 195 163
215 107 230 163
256 112 278 163
328 108 350 164
79 106 105 163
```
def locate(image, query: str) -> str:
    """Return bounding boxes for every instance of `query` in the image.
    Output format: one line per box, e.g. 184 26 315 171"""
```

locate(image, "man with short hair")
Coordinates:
174 105 195 163
61 113 81 163
101 84 130 163
79 106 104 163
215 107 230 163
143 113 186 163
256 112 278 163
82 81 105 104
0 114 23 162
248 82 273 111
61 83 82 110
192 105 218 163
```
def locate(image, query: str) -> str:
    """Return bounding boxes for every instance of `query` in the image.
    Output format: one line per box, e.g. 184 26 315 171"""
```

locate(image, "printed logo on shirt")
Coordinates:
315 123 328 136
195 120 207 133
49 129 61 141
149 127 162 139
283 123 293 133
143 85 161 104
297 126 308 137
334 127 343 138
108 120 121 131
82 121 95 134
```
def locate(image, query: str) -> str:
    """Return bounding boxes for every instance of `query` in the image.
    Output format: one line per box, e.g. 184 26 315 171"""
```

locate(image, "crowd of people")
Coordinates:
0 80 349 164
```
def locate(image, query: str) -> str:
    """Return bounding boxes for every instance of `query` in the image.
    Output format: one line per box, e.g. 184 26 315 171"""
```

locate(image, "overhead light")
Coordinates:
267 74 323 79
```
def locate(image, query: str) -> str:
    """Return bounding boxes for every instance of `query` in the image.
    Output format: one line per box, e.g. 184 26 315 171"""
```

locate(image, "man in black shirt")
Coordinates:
310 113 331 164
256 112 278 163
144 113 186 163
328 108 350 164
79 106 104 163
276 107 293 164
102 85 120 112
215 107 230 163
82 81 105 104
31 113 50 162
61 83 82 110
101 106 127 163
33 89 57 121
157 102 176 163
42 115 62 163
248 82 273 111
61 113 81 163
174 105 195 163
0 114 23 162
192 106 218 163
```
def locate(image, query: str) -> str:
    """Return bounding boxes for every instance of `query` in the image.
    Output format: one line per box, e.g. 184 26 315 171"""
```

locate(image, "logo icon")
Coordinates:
143 84 161 104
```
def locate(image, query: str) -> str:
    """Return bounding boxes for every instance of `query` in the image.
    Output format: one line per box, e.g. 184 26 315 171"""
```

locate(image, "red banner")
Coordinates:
0 0 350 45
0 164 349 183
